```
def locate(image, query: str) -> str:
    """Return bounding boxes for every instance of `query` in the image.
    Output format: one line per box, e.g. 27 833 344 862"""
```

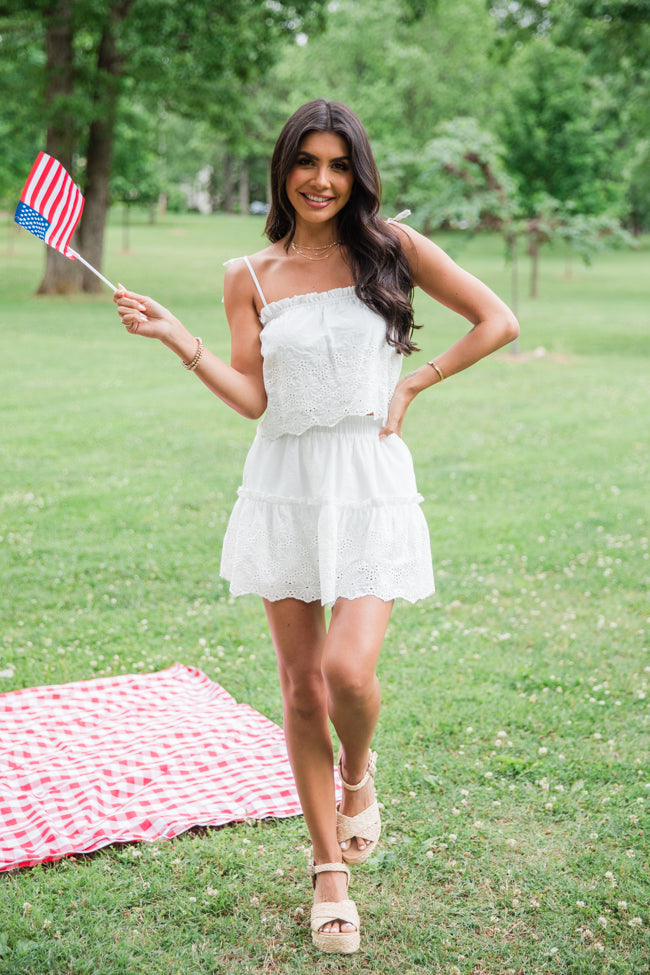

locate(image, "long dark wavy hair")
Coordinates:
265 99 419 354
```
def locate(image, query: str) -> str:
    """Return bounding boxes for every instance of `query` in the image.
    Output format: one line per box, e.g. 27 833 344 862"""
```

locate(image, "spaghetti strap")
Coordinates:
386 209 411 224
243 256 268 307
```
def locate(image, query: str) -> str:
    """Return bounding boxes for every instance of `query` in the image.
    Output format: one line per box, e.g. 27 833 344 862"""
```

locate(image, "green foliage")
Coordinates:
491 0 650 66
495 39 625 216
0 17 45 203
503 196 637 300
111 96 166 207
269 0 500 160
398 0 440 21
489 0 650 227
122 0 327 129
389 116 517 232
0 0 330 278
1 0 648 243
555 209 638 265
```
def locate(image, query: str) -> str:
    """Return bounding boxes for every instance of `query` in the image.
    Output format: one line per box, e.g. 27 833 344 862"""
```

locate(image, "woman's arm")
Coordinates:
114 259 267 420
380 224 519 438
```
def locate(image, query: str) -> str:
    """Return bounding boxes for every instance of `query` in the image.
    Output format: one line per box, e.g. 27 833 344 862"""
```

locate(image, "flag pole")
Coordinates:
67 248 117 292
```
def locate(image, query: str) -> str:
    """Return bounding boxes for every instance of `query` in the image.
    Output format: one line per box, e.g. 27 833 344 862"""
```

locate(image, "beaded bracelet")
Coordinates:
427 359 445 382
182 337 204 371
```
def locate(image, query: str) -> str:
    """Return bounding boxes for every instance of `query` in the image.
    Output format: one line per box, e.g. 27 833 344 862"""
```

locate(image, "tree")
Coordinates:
489 0 650 65
110 97 168 250
494 39 626 217
501 196 636 301
488 0 650 228
0 0 328 292
266 0 500 199
386 116 517 233
625 140 650 235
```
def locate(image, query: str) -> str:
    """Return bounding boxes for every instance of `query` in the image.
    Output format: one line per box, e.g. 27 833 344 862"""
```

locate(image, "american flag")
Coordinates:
14 152 84 258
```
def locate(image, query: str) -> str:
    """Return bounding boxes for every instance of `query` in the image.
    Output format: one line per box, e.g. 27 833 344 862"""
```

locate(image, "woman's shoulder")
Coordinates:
224 243 290 316
225 242 284 281
386 218 419 248
385 220 435 277
225 242 272 268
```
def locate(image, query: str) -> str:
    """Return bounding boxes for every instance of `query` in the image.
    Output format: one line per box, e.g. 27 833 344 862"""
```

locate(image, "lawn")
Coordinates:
0 212 648 974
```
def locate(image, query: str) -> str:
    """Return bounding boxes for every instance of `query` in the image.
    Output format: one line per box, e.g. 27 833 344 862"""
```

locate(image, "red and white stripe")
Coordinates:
20 151 84 255
0 664 333 870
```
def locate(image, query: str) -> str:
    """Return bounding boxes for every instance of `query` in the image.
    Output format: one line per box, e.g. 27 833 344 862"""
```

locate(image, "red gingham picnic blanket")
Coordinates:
0 664 305 871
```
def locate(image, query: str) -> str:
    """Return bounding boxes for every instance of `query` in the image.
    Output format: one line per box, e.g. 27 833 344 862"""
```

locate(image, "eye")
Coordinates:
296 155 313 167
332 161 350 172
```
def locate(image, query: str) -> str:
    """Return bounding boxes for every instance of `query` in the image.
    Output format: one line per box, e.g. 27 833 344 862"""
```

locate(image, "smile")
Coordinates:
301 193 334 204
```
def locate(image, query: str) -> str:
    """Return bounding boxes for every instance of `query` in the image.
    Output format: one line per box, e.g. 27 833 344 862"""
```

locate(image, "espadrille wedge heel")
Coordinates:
309 861 360 954
336 749 381 865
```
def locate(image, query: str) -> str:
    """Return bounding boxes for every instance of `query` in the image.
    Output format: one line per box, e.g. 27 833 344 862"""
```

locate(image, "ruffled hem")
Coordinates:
225 580 435 607
260 286 357 325
220 497 435 607
258 403 393 442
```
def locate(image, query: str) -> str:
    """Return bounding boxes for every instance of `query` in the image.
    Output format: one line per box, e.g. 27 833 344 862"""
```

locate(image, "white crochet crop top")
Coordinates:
237 257 403 439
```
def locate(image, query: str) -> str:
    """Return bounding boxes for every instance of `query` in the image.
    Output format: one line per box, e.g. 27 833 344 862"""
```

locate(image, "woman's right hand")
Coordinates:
113 286 178 341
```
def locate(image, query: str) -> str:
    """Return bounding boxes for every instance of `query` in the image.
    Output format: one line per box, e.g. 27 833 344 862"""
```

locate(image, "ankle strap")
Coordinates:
338 750 377 792
309 861 350 878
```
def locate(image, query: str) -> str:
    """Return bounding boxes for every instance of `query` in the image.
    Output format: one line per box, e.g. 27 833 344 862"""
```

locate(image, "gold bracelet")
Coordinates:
427 359 445 382
182 336 204 371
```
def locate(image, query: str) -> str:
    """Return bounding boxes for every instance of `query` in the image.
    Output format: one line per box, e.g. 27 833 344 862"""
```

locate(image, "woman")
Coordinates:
115 99 519 954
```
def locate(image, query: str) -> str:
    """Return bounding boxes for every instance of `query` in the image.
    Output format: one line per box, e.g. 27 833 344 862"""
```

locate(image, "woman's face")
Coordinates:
285 130 354 229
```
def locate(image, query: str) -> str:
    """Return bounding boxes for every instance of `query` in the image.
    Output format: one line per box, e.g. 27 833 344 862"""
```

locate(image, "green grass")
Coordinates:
1 212 648 974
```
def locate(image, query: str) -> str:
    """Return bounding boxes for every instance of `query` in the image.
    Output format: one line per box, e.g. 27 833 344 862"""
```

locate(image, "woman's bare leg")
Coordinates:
323 596 393 856
263 597 354 935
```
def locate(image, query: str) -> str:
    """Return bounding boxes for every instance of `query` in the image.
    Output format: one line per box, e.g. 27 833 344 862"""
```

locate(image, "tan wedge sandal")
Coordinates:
309 861 360 954
336 749 381 865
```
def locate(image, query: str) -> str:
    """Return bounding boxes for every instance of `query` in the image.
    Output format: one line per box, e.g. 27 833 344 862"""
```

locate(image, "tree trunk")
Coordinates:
122 203 130 251
510 231 520 354
239 158 250 216
527 229 541 300
529 241 539 300
223 153 235 214
78 21 123 293
37 0 82 295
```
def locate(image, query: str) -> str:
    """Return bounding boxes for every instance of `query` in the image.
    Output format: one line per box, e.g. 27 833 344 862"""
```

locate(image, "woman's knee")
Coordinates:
322 653 377 705
280 668 328 720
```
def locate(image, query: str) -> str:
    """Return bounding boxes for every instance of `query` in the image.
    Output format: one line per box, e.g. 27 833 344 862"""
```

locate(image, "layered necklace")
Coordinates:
291 239 341 261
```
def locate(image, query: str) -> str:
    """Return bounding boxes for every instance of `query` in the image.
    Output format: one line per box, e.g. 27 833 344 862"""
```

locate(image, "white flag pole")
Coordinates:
67 248 117 292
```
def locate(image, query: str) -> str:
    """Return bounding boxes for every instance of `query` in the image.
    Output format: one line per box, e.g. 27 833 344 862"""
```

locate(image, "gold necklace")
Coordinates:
291 240 341 261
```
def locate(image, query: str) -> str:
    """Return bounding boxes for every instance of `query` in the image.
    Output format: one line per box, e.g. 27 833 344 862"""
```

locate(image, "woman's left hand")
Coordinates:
379 376 417 439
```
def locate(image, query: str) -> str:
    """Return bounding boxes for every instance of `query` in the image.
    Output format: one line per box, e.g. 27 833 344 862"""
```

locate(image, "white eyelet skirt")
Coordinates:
220 415 435 606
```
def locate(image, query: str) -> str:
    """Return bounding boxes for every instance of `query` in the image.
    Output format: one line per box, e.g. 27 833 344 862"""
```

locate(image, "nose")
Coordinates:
312 165 330 189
